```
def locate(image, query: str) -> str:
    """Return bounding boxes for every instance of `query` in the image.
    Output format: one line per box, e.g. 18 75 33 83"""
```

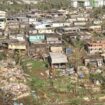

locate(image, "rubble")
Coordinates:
0 60 30 100
83 97 90 102
98 96 105 101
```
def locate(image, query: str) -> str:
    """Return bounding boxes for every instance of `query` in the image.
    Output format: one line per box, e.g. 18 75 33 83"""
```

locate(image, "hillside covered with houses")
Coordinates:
1 0 105 105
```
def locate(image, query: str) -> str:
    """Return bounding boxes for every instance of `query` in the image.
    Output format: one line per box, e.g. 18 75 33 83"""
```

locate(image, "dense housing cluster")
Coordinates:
1 2 105 105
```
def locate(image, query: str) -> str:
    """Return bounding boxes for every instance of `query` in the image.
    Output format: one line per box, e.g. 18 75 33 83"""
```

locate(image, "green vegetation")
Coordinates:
0 52 6 60
92 6 105 18
12 55 105 105
28 77 47 90
22 59 47 70
53 77 74 92
0 0 34 13
69 98 82 105
74 39 85 49
0 0 71 12
35 0 70 10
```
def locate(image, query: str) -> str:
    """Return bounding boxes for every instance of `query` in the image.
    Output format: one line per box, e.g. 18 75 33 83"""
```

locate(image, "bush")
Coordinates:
0 52 6 60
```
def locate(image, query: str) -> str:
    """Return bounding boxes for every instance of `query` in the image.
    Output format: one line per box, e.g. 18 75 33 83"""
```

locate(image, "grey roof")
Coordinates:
49 52 68 64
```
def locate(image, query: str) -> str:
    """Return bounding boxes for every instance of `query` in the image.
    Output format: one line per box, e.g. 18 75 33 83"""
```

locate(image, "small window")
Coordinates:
0 18 5 22
46 25 51 28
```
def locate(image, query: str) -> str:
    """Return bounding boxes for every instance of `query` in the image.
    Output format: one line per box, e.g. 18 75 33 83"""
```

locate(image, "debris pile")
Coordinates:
0 60 30 100
1 83 30 100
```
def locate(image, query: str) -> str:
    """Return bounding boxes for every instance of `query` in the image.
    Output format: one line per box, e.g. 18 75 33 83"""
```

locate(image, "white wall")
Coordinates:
72 1 78 8
84 1 90 7
72 0 105 8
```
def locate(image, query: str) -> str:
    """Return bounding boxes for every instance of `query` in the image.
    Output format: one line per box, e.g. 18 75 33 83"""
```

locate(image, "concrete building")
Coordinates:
71 0 105 8
8 42 26 50
49 52 68 69
0 11 6 30
87 40 105 54
22 0 38 4
84 55 104 67
29 35 45 44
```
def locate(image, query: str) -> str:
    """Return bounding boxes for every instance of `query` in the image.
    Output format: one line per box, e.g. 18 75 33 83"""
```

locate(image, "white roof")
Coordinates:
47 37 59 41
101 53 105 57
50 47 63 53
49 52 68 64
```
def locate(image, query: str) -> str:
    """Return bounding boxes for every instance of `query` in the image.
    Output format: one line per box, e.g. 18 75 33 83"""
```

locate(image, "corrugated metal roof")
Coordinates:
29 35 45 42
49 52 68 64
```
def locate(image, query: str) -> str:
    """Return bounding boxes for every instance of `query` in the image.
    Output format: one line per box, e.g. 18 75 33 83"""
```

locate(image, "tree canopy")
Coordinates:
36 0 70 10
